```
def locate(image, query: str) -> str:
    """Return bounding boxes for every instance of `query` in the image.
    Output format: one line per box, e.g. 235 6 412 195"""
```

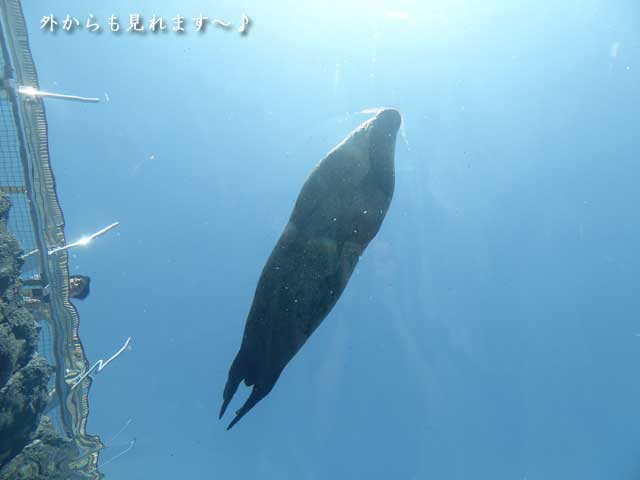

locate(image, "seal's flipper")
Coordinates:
219 352 246 419
219 394 232 420
226 386 265 430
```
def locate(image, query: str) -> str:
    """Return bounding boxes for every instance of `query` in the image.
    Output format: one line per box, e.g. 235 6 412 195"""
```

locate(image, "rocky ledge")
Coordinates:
0 196 77 479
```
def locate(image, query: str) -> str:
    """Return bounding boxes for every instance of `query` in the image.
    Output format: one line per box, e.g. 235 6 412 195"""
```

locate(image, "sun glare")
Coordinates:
77 237 92 246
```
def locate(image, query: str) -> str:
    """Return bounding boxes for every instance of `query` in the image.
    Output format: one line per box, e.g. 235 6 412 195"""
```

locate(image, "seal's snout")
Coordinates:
373 108 402 137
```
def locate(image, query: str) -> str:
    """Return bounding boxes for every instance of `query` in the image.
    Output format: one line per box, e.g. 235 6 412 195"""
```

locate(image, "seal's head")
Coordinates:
368 108 402 159
366 108 402 195
371 108 402 136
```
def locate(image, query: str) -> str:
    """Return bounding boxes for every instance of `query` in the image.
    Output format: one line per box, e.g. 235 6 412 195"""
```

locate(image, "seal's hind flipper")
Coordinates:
219 352 245 420
226 385 265 430
219 393 233 420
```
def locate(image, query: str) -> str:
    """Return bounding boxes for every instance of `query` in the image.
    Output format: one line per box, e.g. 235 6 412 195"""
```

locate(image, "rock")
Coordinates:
0 303 40 372
69 274 91 300
0 195 74 477
0 229 22 294
0 416 76 480
0 356 52 466
0 326 17 389
0 197 10 226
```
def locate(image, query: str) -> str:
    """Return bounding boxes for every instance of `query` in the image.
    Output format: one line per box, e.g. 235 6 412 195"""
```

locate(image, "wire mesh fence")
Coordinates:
0 0 104 478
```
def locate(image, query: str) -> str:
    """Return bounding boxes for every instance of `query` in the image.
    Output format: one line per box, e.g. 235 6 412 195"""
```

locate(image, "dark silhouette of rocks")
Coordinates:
0 196 77 479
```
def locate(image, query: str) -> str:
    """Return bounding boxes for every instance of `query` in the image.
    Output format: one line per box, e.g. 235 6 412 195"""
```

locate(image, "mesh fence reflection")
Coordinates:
0 1 104 478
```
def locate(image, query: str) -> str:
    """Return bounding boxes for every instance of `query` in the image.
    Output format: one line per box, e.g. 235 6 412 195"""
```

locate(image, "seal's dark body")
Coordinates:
220 109 402 429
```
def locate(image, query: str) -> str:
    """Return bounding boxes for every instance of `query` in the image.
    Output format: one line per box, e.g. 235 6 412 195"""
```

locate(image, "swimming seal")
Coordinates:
220 108 402 430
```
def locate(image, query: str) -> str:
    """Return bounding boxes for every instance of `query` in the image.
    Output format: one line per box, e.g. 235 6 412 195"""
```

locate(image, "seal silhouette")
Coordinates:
220 108 402 429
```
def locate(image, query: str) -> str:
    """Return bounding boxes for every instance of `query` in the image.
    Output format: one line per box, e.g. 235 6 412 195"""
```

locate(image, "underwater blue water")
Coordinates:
20 0 640 478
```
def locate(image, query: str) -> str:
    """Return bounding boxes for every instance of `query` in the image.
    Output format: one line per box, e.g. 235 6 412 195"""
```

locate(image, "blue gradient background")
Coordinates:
20 1 640 478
